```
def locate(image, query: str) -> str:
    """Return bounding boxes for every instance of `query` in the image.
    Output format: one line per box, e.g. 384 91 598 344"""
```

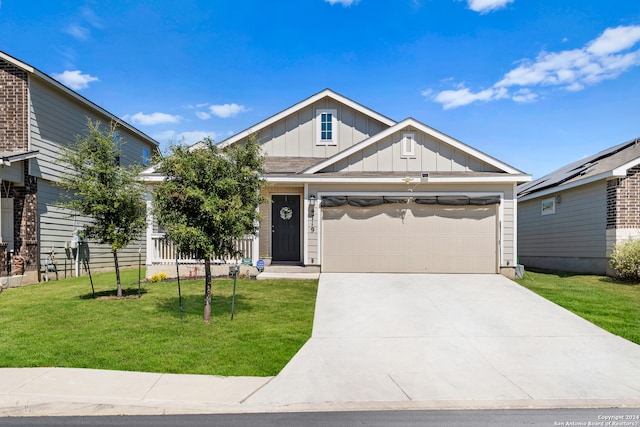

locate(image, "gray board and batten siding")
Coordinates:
29 75 156 272
254 99 389 158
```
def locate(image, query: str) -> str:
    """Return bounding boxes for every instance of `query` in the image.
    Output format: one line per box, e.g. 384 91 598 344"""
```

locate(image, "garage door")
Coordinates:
321 203 497 273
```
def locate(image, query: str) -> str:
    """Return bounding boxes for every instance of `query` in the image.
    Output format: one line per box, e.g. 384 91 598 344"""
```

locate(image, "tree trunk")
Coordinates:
203 257 212 324
113 250 122 299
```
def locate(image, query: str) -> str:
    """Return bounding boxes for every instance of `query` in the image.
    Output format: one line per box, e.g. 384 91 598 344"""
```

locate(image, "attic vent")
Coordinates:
402 133 415 157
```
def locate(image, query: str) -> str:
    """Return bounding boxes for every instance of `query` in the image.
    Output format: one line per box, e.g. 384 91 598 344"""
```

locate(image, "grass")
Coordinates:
0 268 318 376
516 269 640 345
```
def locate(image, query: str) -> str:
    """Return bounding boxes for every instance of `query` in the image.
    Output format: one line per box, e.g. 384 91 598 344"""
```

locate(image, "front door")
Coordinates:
272 195 300 262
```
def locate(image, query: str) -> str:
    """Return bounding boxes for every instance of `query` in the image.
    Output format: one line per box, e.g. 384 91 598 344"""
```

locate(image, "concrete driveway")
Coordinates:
246 273 640 408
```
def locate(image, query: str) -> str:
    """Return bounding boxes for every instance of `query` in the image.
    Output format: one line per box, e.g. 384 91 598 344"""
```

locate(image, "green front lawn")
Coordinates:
516 270 640 345
0 269 318 376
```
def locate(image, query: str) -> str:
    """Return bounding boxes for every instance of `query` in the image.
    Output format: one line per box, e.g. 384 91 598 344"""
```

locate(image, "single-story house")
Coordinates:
0 50 160 284
145 89 530 277
518 138 640 275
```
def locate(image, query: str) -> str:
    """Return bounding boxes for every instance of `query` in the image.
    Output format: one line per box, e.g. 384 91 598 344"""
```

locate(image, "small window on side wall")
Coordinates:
142 148 150 166
541 197 556 215
316 109 337 146
402 132 415 157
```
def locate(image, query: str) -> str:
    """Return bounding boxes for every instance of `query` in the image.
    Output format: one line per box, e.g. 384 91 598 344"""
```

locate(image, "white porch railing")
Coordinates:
148 233 255 265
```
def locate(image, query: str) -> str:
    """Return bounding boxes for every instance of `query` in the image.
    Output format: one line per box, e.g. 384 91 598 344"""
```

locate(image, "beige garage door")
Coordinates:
321 203 497 273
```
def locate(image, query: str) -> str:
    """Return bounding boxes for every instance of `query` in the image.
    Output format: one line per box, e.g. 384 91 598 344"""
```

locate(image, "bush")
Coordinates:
149 272 168 283
610 239 640 281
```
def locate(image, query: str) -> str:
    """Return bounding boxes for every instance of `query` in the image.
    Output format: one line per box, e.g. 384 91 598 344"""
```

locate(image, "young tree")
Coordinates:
153 136 264 323
58 119 147 298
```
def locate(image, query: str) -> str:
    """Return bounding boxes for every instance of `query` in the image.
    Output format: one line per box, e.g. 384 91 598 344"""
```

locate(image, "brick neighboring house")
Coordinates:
0 51 159 284
518 138 640 275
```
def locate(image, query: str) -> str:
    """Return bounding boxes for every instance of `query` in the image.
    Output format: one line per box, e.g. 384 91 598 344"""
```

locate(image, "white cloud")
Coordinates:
63 6 102 40
433 86 507 109
51 70 99 90
587 25 640 56
511 88 538 103
430 24 640 109
209 103 247 118
80 6 103 29
466 0 513 14
324 0 360 6
64 24 89 40
129 112 181 126
496 27 640 90
195 111 211 120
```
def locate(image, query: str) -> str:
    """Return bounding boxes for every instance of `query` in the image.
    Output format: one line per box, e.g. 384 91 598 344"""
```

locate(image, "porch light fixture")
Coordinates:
309 195 316 218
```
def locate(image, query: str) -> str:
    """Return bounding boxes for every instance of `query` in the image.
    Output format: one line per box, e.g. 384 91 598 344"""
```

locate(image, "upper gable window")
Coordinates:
402 132 415 157
316 109 337 146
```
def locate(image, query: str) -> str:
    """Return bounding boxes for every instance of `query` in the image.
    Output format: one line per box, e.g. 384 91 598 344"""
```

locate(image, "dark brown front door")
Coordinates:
272 195 300 262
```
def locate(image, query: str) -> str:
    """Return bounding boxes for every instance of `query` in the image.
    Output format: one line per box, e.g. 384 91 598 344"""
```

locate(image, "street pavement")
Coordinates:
2 273 640 416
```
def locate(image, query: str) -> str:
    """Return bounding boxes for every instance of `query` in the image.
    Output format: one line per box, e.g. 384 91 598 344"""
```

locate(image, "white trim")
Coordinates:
498 195 504 271
541 197 556 216
303 183 309 265
0 151 39 166
401 132 415 157
139 174 166 183
267 175 529 184
0 51 34 73
145 197 154 266
612 156 640 176
218 89 396 149
305 118 526 175
140 173 530 186
512 183 519 268
316 109 337 146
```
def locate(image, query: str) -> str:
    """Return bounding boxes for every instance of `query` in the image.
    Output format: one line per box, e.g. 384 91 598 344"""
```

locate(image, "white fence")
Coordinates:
148 233 254 265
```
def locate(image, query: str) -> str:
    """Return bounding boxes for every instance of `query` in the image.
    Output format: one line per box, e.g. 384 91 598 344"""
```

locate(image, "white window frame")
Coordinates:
541 197 556 216
316 109 337 146
402 132 415 157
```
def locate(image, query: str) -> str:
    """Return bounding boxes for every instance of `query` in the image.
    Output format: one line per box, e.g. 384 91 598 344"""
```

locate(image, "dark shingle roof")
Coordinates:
518 138 640 197
264 157 327 174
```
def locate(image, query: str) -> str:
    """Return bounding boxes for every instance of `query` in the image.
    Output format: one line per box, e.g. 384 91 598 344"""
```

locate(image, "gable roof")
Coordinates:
0 50 159 148
304 117 527 176
518 137 640 200
216 88 397 149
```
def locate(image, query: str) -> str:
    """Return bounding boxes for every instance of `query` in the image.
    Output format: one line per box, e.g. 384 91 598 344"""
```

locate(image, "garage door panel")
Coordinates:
322 203 497 273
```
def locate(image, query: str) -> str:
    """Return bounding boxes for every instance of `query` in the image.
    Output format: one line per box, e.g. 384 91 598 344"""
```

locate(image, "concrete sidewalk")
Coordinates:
2 273 640 416
0 367 274 416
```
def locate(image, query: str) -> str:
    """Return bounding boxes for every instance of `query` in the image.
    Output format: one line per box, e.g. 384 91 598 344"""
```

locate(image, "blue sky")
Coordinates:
1 0 639 179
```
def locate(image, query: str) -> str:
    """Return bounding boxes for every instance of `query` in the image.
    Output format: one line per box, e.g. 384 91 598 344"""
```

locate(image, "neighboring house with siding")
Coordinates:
0 51 159 284
144 89 530 277
517 138 640 275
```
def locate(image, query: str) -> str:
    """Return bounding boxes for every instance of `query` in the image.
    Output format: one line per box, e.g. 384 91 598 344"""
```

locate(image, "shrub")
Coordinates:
610 239 640 281
150 272 168 283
